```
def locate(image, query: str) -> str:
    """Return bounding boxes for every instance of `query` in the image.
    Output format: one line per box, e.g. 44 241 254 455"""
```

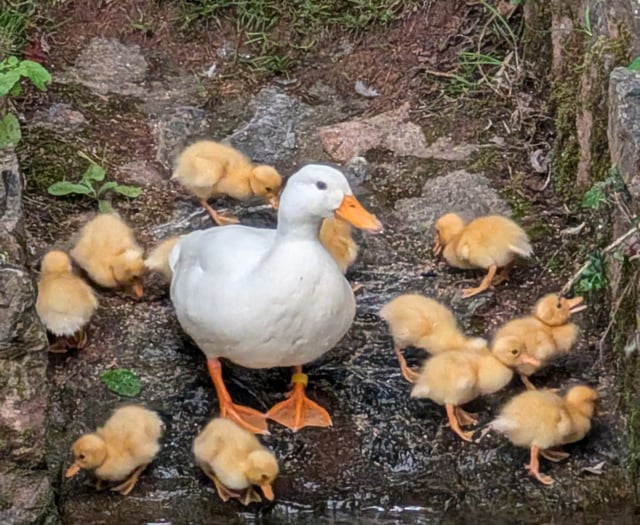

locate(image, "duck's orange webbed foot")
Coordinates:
200 199 240 226
526 445 554 485
461 264 497 299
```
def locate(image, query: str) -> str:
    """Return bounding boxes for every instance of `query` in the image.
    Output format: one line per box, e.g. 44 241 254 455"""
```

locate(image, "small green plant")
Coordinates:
574 253 606 294
101 368 142 397
47 152 142 212
0 55 51 147
628 56 640 71
581 166 625 210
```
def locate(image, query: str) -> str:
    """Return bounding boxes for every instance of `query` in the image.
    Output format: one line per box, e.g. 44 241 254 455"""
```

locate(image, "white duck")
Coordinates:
170 165 382 434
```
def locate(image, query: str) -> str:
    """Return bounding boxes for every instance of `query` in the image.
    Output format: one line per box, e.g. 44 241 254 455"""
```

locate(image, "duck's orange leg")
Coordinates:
540 447 570 462
520 374 537 391
445 404 474 442
461 264 497 298
526 445 554 485
199 199 239 226
266 366 332 432
394 347 419 383
207 358 269 435
491 262 514 286
454 406 478 426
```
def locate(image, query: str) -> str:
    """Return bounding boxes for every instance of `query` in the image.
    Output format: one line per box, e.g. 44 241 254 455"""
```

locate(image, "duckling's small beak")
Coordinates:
567 296 586 314
335 195 383 234
268 195 279 210
520 355 541 367
131 281 144 298
260 482 275 501
65 463 81 478
433 238 443 256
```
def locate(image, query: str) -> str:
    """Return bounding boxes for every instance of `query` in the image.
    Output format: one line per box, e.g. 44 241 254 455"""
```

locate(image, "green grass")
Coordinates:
0 2 33 59
179 0 419 74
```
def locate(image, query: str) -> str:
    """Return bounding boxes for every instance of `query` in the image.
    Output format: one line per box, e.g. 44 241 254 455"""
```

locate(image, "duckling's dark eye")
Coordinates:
265 186 272 192
511 349 519 356
79 454 85 460
556 302 562 309
316 181 327 190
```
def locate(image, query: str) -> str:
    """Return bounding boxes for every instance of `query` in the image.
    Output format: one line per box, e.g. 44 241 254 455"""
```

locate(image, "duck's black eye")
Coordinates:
79 454 85 460
511 349 519 355
316 181 327 190
265 186 272 192
556 302 562 309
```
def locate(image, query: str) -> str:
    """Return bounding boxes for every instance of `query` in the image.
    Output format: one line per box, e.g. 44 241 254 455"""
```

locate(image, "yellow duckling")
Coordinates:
406 345 527 442
379 294 487 382
70 213 145 297
492 293 585 390
65 405 164 495
193 418 279 505
433 213 533 298
319 217 361 291
35 250 98 352
144 236 181 281
491 385 598 485
172 140 282 225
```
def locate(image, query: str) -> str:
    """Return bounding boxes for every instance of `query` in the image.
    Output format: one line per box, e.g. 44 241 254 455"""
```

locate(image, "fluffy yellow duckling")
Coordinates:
193 418 279 505
492 293 585 390
172 140 282 225
319 217 361 291
405 345 528 442
433 213 533 298
379 294 487 382
492 385 598 485
35 250 98 352
66 405 164 495
70 213 145 298
144 236 181 281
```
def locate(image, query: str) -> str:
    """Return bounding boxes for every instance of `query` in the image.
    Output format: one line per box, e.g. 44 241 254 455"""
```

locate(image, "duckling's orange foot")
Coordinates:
461 285 491 299
267 370 332 432
520 374 537 391
206 472 242 503
446 404 474 442
200 199 240 226
394 347 419 383
540 448 570 462
48 338 69 353
240 487 262 506
66 329 88 350
455 406 479 426
111 464 147 496
525 464 554 485
461 264 497 299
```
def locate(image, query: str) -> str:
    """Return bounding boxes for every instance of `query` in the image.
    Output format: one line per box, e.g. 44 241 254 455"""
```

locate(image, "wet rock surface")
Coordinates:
15 32 635 524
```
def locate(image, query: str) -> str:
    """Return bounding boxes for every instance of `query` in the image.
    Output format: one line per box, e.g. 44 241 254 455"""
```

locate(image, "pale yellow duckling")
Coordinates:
35 250 98 352
492 293 585 390
491 385 598 485
144 236 181 281
65 405 164 495
433 213 533 298
172 140 282 225
405 345 529 442
319 217 361 291
193 418 279 505
379 293 487 382
70 213 145 297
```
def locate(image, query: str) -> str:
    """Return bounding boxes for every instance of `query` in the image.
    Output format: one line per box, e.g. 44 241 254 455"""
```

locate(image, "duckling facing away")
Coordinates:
70 213 145 298
36 250 98 352
433 213 533 298
193 418 279 505
66 405 163 495
172 140 282 225
407 346 526 442
492 293 585 390
144 236 181 281
379 294 487 382
319 217 361 291
492 385 598 485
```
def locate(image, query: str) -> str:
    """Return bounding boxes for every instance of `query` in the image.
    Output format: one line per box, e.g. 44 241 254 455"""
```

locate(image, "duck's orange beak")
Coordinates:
131 280 144 298
567 296 586 314
260 482 275 501
65 463 81 478
268 195 279 210
335 195 383 234
520 355 541 367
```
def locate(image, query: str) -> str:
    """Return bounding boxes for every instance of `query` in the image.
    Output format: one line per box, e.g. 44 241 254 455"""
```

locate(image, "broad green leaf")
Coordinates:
17 60 52 91
581 185 606 209
7 56 19 67
47 181 93 196
81 164 106 183
629 57 640 71
98 200 114 213
112 185 142 198
97 181 118 196
0 70 21 97
9 83 21 96
100 368 141 397
0 113 22 147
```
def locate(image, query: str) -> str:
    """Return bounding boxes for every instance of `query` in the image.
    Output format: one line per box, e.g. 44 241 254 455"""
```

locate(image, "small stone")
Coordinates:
151 107 211 169
31 103 87 133
117 160 165 186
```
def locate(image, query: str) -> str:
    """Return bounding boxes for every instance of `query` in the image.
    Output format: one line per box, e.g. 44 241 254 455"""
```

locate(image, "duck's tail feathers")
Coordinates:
509 236 533 258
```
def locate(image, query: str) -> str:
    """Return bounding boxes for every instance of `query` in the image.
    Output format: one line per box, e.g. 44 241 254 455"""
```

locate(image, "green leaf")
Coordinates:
7 56 18 67
81 163 106 183
97 181 118 196
112 185 142 198
629 57 640 71
0 113 21 147
100 368 141 397
98 200 114 213
17 60 52 91
9 83 22 97
581 185 607 209
0 70 21 97
47 181 93 196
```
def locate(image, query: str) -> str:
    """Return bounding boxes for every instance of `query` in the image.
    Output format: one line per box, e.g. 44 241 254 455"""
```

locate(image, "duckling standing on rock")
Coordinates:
492 385 598 485
36 250 98 352
433 213 533 298
65 405 164 495
70 213 146 298
492 293 585 390
193 418 279 505
379 294 487 382
319 217 361 291
172 140 282 225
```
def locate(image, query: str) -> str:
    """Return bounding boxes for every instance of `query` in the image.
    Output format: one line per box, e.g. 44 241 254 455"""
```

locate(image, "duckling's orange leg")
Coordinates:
454 406 479 426
207 358 269 435
111 463 148 496
199 199 240 226
240 487 262 506
526 445 554 485
445 404 474 442
491 262 514 285
350 282 364 294
520 374 537 391
203 470 241 502
540 447 570 462
48 338 69 353
461 264 497 299
394 347 419 383
68 328 88 350
266 366 333 432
